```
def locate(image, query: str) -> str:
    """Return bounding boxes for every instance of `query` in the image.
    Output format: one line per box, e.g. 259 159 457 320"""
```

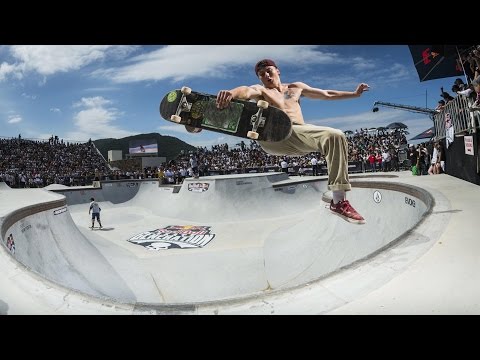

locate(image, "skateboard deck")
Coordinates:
159 87 292 142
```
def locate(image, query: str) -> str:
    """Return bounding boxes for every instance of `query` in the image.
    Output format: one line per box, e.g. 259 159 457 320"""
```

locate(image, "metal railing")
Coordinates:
434 95 480 140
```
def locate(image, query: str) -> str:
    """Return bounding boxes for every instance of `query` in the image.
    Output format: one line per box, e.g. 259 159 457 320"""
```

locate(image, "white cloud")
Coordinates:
65 96 134 141
352 57 376 71
7 115 22 124
0 45 139 82
0 61 24 81
95 45 342 83
50 108 61 113
365 63 412 86
84 86 121 92
21 92 37 100
73 96 112 108
311 62 412 90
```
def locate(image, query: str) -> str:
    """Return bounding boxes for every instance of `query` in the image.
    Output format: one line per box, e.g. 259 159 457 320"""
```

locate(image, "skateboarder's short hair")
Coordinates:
255 59 277 75
90 197 94 201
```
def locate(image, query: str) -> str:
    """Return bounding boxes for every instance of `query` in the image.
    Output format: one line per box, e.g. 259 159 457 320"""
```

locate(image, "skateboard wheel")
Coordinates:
171 115 182 123
181 86 192 95
247 131 259 140
257 100 269 109
185 125 202 133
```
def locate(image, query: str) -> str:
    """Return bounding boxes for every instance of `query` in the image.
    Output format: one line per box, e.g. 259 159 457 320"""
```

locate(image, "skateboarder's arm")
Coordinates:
231 85 263 100
216 85 262 108
292 82 369 100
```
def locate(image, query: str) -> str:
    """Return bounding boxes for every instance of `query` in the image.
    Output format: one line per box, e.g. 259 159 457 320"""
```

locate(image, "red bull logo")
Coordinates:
128 225 216 250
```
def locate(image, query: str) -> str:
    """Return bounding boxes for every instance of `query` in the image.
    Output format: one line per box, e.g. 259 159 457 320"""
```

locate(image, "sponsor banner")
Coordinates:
274 185 296 194
464 135 474 155
348 161 363 173
129 139 158 154
236 180 253 185
445 112 454 149
53 207 67 215
188 182 210 192
3 233 15 254
373 190 382 203
128 225 216 250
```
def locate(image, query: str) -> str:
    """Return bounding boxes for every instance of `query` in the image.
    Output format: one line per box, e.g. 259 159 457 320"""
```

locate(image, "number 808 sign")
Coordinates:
405 197 416 208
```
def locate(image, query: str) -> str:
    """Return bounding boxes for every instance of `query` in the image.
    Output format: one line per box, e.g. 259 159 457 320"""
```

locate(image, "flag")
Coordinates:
408 45 466 82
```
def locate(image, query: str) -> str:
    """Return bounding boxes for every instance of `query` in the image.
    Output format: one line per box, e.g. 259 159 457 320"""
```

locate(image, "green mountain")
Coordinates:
93 133 196 162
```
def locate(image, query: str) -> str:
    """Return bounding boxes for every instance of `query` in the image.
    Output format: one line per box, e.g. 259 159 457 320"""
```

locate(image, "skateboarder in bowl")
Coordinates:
215 59 369 224
89 197 103 229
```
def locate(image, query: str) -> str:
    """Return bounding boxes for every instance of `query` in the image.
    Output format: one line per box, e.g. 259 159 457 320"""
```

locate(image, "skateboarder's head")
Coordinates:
90 197 94 201
255 59 277 76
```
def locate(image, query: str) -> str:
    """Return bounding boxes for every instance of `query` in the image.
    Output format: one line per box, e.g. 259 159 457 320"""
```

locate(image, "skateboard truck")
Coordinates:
171 87 192 123
247 100 269 140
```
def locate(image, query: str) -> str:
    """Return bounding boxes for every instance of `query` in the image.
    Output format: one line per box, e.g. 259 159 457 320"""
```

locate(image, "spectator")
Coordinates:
435 100 446 112
189 154 199 178
440 90 454 104
469 76 480 111
310 155 318 176
428 141 443 175
88 197 103 229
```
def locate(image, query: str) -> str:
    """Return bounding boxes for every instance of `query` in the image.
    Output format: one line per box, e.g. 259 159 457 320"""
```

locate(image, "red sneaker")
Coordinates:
329 200 366 224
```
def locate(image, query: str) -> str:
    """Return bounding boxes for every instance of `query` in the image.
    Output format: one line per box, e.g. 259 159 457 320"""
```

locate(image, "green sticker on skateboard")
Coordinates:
167 91 177 102
201 99 244 133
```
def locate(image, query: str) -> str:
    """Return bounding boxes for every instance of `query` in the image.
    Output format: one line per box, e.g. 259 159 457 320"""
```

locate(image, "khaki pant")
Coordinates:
258 124 351 192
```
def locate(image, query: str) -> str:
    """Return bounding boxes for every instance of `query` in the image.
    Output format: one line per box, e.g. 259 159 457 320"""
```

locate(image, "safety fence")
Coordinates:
434 95 480 140
205 161 400 177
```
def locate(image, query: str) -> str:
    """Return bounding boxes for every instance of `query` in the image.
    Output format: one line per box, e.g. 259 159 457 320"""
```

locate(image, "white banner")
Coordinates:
445 112 454 149
464 135 474 156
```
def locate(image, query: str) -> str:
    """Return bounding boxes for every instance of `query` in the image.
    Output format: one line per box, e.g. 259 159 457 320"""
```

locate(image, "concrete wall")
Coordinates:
108 150 123 162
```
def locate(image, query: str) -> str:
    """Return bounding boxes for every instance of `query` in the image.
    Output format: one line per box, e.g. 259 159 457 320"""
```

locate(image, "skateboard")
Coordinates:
159 87 292 142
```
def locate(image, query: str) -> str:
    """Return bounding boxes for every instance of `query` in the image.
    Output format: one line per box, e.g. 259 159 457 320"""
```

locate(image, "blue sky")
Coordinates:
0 45 459 148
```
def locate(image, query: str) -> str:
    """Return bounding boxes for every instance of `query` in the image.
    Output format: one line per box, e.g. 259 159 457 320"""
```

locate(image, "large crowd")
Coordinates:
0 136 109 188
0 127 414 188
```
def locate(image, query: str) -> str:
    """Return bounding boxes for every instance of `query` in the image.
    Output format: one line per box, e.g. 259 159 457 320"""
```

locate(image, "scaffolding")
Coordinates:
372 99 479 140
